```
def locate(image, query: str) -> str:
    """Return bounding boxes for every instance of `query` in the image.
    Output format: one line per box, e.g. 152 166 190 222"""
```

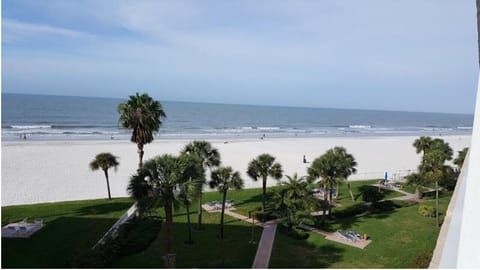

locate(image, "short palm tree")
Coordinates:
247 154 283 212
209 166 244 239
272 174 317 231
118 93 166 169
308 147 357 218
181 141 221 230
127 154 190 268
89 152 119 200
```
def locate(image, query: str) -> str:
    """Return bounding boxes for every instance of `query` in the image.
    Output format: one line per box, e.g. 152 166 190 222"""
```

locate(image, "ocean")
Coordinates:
1 93 474 141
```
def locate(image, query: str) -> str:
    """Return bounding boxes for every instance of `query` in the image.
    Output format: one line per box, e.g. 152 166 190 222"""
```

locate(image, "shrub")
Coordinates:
414 252 432 268
334 203 368 218
361 187 385 203
418 205 436 217
72 217 162 267
255 211 275 222
289 228 310 240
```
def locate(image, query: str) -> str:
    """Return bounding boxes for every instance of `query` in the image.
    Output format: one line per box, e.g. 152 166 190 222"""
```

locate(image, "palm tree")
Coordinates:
181 141 221 230
272 174 318 231
209 166 244 239
421 149 450 227
89 152 119 200
127 154 190 268
247 154 283 212
413 136 434 155
178 176 202 244
118 93 166 169
454 147 469 170
308 147 357 218
280 173 311 207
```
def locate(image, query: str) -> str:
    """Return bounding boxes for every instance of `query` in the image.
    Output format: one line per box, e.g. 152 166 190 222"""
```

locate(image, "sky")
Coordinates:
1 0 478 114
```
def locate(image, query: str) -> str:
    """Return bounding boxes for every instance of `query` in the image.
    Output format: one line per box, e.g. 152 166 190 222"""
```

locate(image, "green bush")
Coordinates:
73 217 162 268
361 187 385 203
334 203 368 218
255 211 275 222
414 252 432 268
418 205 436 217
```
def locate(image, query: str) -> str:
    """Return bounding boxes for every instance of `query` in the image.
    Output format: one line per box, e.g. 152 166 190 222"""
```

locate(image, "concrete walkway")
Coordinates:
298 224 372 249
252 220 278 268
223 210 281 268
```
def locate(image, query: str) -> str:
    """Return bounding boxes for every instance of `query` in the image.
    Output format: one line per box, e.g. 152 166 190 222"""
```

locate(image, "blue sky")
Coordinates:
2 0 478 114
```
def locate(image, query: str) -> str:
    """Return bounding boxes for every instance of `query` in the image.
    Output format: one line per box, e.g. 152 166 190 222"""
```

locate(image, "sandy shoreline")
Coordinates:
1 135 471 206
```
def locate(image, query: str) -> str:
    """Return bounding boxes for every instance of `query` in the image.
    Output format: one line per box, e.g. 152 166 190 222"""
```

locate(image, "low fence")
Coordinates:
348 169 417 182
92 202 138 249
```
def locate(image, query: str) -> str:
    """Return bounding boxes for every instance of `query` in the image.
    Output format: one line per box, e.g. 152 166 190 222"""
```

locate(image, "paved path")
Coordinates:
224 210 265 227
371 184 422 202
222 210 282 268
298 224 372 249
252 221 278 268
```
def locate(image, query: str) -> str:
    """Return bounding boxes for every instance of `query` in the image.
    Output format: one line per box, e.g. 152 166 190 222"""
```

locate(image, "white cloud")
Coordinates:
2 18 95 43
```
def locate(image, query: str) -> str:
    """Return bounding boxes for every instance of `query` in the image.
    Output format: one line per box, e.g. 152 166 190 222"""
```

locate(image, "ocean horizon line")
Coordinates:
2 92 474 117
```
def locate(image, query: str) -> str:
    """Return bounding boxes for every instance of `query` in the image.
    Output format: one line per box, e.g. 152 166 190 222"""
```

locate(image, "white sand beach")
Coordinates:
1 135 471 206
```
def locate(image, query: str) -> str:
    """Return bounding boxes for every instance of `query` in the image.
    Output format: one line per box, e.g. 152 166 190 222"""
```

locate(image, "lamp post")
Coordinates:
248 210 256 244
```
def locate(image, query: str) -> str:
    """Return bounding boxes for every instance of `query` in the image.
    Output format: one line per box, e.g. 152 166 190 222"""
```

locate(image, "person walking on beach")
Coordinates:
303 155 307 163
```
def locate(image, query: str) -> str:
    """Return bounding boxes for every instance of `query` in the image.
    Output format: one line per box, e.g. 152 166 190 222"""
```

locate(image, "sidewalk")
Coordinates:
252 221 278 268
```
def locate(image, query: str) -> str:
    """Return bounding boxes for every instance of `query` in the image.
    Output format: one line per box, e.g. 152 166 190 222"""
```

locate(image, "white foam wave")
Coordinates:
11 125 51 129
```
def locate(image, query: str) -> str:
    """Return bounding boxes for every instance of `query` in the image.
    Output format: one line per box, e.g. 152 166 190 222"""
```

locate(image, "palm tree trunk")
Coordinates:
164 200 175 268
262 177 267 212
103 170 112 200
347 181 355 201
186 203 193 243
323 182 328 217
220 190 227 239
435 180 439 227
137 143 144 169
197 194 203 230
329 184 334 217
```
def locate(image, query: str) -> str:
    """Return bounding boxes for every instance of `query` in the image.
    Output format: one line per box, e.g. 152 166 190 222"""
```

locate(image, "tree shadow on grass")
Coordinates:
114 220 263 268
2 216 118 268
75 201 133 216
269 229 345 268
326 200 403 231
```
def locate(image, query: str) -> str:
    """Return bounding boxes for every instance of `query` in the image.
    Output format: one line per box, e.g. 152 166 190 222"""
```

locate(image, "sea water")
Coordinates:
1 93 473 141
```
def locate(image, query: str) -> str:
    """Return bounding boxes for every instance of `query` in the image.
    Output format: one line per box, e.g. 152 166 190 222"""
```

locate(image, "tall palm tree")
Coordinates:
454 147 469 170
178 179 198 244
127 154 190 268
421 149 450 227
181 141 221 230
413 136 434 155
247 154 283 212
118 93 166 169
308 147 357 218
209 166 244 239
89 152 119 200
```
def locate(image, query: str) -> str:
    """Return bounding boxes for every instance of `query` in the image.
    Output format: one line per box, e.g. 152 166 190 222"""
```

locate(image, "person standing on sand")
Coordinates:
303 155 307 163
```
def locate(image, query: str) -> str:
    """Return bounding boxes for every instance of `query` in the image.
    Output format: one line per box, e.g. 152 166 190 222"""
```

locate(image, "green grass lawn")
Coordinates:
269 193 452 268
1 180 445 268
1 198 133 268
